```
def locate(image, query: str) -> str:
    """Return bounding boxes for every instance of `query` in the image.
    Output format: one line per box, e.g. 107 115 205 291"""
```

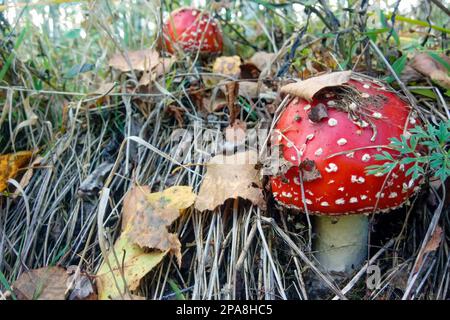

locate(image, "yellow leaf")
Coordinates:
96 234 167 300
96 186 196 300
0 151 33 192
212 55 242 78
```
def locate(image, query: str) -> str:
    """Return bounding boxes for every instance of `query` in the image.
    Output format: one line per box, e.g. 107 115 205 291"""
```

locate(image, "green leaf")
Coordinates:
411 89 437 100
385 54 408 83
0 25 28 82
427 51 450 73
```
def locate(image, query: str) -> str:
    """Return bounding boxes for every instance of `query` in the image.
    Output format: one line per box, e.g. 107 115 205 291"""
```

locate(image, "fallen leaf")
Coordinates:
95 234 168 300
401 53 450 89
0 151 33 192
414 226 443 273
122 185 196 264
249 51 277 73
238 81 270 99
108 49 159 72
212 55 242 78
108 49 174 85
12 267 69 300
96 185 195 300
91 82 117 95
195 150 265 211
280 71 352 101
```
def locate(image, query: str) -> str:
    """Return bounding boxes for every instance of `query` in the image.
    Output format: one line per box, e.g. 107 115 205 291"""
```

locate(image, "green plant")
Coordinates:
366 120 450 183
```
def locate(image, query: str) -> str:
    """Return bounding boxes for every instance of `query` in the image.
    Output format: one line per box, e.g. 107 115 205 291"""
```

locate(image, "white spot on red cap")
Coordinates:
362 154 371 162
328 118 338 127
335 198 345 205
346 152 355 158
306 133 314 141
363 84 370 89
320 201 329 207
327 100 336 106
388 192 398 198
314 148 323 156
304 104 311 111
325 163 338 173
349 197 358 203
337 138 347 146
360 195 368 200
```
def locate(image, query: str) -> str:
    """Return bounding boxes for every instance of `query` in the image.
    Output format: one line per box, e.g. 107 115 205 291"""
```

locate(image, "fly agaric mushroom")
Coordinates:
162 7 223 55
271 74 423 275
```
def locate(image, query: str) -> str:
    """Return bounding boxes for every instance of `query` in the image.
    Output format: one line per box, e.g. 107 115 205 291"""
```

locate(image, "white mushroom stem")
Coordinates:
314 215 368 274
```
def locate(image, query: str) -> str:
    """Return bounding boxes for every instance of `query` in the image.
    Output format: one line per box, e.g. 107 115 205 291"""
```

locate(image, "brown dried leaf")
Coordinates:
12 267 69 300
109 49 159 72
403 53 450 89
91 82 117 95
249 51 277 73
238 81 270 99
122 185 196 265
280 71 352 101
0 151 33 192
212 55 242 78
414 226 443 273
308 103 328 123
195 150 265 211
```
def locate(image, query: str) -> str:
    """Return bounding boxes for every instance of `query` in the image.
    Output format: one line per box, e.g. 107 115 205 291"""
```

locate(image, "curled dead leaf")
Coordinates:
249 51 277 74
280 71 352 101
195 150 265 211
0 151 33 192
401 53 450 89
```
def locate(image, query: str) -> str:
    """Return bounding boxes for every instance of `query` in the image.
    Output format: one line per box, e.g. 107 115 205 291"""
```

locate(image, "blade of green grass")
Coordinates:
0 25 29 82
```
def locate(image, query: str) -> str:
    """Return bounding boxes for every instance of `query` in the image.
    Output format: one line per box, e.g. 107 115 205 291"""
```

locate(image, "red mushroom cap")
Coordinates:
271 77 422 216
162 7 223 55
